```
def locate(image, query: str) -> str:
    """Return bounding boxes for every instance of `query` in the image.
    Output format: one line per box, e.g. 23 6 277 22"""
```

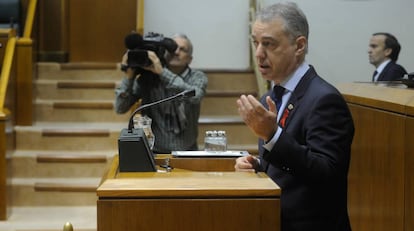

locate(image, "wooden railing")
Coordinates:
0 0 37 220
0 28 16 221
15 0 37 125
0 32 16 109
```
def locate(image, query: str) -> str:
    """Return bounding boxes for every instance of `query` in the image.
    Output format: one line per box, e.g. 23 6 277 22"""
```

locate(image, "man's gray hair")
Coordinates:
172 33 193 56
256 2 309 52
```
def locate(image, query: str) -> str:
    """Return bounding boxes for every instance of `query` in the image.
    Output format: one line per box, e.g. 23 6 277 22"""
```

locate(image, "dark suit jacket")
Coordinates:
258 66 355 231
376 61 407 81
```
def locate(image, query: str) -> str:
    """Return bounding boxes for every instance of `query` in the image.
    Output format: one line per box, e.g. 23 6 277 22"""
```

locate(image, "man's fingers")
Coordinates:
266 96 277 114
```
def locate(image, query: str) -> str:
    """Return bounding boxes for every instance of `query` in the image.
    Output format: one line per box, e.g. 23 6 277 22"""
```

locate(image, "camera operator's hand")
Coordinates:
142 51 164 75
121 52 136 79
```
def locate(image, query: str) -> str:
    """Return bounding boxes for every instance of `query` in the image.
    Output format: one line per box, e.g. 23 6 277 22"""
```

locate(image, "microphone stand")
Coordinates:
118 89 196 172
127 89 196 131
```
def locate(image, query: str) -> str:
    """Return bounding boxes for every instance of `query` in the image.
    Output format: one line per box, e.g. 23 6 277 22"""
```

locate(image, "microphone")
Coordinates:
118 89 196 172
127 89 195 131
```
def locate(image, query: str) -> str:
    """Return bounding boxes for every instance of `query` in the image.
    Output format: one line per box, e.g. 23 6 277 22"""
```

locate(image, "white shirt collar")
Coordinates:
274 61 310 92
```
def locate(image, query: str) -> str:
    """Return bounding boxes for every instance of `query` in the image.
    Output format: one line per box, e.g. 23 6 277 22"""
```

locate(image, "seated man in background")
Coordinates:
115 33 208 153
368 32 407 82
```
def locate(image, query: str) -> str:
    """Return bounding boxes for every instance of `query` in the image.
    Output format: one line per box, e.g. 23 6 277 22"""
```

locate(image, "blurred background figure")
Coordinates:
368 32 407 82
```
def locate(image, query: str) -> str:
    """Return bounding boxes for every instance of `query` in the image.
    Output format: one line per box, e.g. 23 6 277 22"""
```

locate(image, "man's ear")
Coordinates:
295 36 307 55
188 55 193 65
384 48 392 57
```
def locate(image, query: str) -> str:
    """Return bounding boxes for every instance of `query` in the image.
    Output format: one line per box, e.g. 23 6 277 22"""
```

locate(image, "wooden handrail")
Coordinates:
14 0 37 125
23 0 38 38
0 28 16 221
0 0 37 109
0 36 16 109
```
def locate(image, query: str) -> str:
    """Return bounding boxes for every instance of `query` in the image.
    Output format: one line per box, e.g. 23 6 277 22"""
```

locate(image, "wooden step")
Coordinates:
14 119 257 151
34 183 97 192
0 206 97 231
14 123 122 151
11 178 99 206
35 79 256 101
204 70 258 91
37 154 107 163
35 95 256 122
35 79 118 100
60 62 118 70
36 62 258 92
9 150 112 178
35 99 129 122
37 62 122 81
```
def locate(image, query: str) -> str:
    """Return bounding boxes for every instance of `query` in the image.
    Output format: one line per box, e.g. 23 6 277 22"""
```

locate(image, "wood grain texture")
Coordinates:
347 104 405 231
338 82 414 231
37 154 107 163
98 198 280 231
404 118 414 231
155 156 237 172
0 114 7 220
68 0 137 62
97 155 281 231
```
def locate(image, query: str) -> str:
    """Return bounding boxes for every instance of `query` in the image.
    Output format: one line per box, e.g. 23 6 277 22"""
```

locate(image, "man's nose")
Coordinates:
255 44 265 59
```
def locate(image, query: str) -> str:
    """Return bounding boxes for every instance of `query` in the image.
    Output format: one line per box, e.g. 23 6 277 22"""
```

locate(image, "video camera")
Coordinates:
124 32 178 69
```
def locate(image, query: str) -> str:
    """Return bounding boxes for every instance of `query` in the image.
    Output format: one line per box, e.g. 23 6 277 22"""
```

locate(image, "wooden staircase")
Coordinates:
6 62 259 228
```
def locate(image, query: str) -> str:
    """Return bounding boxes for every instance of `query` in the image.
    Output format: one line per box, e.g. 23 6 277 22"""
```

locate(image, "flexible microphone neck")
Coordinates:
127 89 196 131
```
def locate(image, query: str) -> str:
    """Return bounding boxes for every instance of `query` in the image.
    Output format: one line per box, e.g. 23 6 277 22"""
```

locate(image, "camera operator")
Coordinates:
115 33 208 153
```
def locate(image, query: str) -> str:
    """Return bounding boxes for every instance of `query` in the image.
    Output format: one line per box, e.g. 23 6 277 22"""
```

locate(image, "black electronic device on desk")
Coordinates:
401 72 414 88
118 128 156 172
118 89 195 172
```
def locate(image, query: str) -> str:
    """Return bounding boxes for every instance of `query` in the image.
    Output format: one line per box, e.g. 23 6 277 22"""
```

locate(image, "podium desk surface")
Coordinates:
337 82 414 115
97 155 280 198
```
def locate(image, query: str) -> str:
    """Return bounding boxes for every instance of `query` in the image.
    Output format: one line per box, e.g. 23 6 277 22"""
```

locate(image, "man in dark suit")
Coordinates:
368 32 407 81
235 2 355 231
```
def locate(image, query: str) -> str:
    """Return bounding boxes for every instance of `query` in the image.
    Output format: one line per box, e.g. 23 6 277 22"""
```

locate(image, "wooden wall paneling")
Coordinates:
97 156 281 231
0 30 16 220
154 157 237 172
15 38 34 125
0 112 7 220
36 0 69 62
404 117 414 231
98 198 279 231
347 103 405 231
68 0 137 62
0 110 14 221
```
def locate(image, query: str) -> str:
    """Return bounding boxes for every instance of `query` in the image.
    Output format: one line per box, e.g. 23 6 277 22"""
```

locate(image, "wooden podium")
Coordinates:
338 82 414 231
97 155 281 231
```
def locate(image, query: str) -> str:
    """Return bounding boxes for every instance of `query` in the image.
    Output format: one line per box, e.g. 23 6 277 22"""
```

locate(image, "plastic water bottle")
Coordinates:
204 130 227 152
134 115 155 150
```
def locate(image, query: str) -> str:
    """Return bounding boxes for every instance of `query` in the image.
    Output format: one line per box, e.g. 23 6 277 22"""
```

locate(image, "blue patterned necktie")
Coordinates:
271 85 285 111
372 70 378 82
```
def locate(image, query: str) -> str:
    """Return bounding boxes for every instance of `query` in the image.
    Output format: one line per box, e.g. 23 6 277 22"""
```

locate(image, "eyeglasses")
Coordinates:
177 46 190 54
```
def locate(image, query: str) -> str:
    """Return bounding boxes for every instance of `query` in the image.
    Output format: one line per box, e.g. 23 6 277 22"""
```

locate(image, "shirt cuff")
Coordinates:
263 126 282 151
